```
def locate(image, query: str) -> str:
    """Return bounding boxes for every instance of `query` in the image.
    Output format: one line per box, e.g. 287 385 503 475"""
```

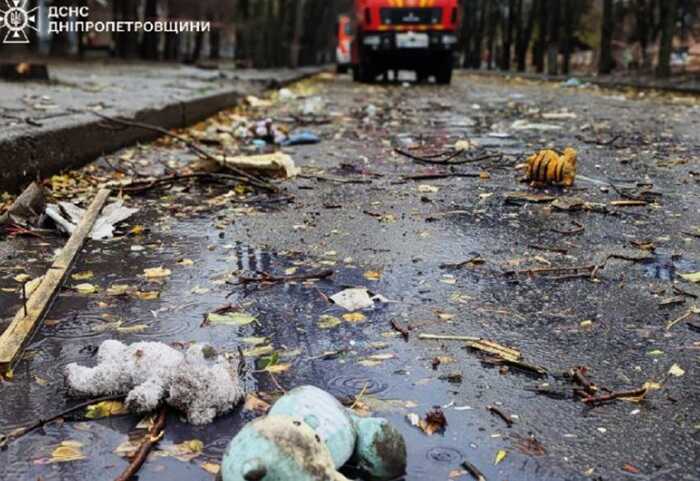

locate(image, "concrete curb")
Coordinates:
462 69 700 95
0 67 325 194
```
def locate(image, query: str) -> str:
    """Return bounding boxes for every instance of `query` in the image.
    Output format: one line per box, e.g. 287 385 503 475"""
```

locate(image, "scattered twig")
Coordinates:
666 308 699 331
349 382 369 410
298 174 372 184
21 282 27 317
118 172 256 193
479 355 548 377
576 133 622 147
87 111 277 192
673 285 698 299
268 371 287 394
582 387 648 406
570 367 598 396
503 264 596 277
528 244 568 255
0 394 124 449
395 147 465 164
461 460 487 481
395 148 502 165
440 256 485 269
234 269 334 286
403 172 481 181
114 407 167 481
390 319 410 341
487 405 513 427
419 333 480 342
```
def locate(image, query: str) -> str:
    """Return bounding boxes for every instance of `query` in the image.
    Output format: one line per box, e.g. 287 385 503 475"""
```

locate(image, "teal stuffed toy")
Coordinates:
221 385 407 481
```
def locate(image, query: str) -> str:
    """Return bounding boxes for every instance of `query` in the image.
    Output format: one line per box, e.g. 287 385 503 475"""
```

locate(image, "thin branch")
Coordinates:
86 111 278 192
0 394 124 449
114 407 167 481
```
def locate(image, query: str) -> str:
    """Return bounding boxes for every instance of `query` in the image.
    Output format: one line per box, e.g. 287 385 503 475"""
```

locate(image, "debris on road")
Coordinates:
0 181 45 228
215 151 300 179
487 405 514 427
406 407 447 436
235 269 334 287
330 287 387 311
45 200 138 240
114 407 167 481
65 340 244 425
281 130 321 146
461 460 487 481
221 385 407 481
0 189 110 375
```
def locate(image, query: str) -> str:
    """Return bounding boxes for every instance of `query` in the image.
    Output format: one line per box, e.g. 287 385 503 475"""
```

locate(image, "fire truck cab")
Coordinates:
352 0 460 84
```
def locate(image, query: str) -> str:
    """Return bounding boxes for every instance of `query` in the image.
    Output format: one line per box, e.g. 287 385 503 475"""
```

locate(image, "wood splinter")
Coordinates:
114 407 167 481
0 188 111 375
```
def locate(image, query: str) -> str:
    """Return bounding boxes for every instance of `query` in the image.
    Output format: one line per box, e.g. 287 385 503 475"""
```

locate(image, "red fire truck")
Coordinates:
351 0 460 84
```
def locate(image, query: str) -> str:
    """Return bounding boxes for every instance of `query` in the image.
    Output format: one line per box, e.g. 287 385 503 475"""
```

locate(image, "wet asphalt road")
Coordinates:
1 72 699 481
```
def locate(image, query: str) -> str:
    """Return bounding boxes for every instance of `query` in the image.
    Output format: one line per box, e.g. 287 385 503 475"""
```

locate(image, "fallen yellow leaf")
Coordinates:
74 283 98 294
85 400 128 419
48 441 86 463
144 267 172 279
201 462 221 475
264 363 291 374
318 315 342 329
680 272 700 283
71 271 94 281
495 449 507 465
364 270 382 281
343 312 367 323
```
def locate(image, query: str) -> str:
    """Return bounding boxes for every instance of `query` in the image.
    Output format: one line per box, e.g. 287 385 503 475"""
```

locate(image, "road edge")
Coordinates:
462 69 700 95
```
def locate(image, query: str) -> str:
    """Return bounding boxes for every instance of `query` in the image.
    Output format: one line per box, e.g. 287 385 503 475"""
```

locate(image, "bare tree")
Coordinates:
546 0 560 75
533 0 547 72
599 0 615 74
501 0 516 70
656 0 679 77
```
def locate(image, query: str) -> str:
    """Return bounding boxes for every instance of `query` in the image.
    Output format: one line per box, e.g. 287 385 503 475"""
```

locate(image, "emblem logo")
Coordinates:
0 0 39 44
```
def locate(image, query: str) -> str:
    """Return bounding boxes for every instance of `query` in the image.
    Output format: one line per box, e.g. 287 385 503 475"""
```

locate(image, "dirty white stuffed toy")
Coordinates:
65 340 244 425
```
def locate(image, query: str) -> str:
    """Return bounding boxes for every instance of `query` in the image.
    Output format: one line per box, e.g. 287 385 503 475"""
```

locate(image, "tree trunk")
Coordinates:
461 0 475 68
290 0 306 67
471 0 487 68
189 31 205 64
546 0 560 75
634 0 650 70
656 0 678 78
486 0 498 70
516 0 536 71
599 0 615 74
562 0 574 75
140 0 159 60
534 0 547 73
501 0 515 70
513 0 523 70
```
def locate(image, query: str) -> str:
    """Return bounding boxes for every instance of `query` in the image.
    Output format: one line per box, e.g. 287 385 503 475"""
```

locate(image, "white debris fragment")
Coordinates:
45 201 138 240
511 119 562 131
330 287 386 311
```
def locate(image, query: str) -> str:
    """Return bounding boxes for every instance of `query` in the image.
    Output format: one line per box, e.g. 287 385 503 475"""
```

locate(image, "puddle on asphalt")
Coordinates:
0 201 582 481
